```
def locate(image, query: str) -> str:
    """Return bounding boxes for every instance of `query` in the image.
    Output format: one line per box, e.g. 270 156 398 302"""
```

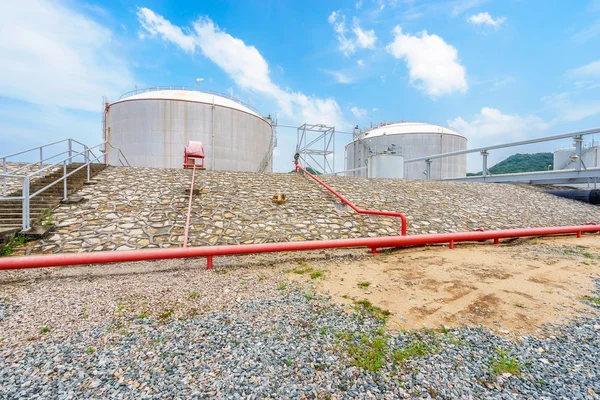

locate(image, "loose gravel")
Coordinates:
1 281 599 399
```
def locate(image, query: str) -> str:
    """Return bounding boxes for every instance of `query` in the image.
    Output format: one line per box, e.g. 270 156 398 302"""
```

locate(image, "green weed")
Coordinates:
580 295 600 306
348 335 387 372
357 281 371 289
354 299 391 322
159 308 175 322
489 348 523 375
392 339 437 364
42 211 53 226
310 271 324 279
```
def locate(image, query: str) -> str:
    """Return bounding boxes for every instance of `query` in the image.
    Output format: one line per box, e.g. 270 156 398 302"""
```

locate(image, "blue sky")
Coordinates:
1 0 600 172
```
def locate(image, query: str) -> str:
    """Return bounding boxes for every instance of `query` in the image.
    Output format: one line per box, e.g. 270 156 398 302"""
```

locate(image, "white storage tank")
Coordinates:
554 142 599 170
345 122 467 180
367 154 404 179
105 88 274 171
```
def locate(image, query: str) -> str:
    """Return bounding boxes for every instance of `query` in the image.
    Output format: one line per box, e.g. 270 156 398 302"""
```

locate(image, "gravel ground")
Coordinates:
1 280 599 399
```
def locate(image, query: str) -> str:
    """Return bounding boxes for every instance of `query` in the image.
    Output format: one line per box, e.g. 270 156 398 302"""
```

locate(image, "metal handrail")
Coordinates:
105 141 130 166
30 152 104 199
118 86 188 100
0 139 73 160
2 138 91 197
406 128 600 163
116 86 263 116
31 143 105 178
0 140 116 230
3 151 70 176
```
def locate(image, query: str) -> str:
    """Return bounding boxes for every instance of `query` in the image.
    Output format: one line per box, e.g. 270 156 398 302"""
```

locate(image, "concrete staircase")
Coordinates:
0 163 105 235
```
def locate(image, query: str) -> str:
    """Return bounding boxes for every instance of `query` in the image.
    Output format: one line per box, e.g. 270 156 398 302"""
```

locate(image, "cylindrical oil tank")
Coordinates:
105 89 274 171
345 122 467 179
367 154 404 179
553 146 600 170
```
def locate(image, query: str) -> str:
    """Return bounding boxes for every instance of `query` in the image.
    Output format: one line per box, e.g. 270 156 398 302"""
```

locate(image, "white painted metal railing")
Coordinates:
1 139 129 230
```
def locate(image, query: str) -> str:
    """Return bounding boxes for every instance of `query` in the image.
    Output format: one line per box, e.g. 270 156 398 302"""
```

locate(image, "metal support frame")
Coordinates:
296 123 335 175
425 160 432 181
481 151 490 177
574 135 584 171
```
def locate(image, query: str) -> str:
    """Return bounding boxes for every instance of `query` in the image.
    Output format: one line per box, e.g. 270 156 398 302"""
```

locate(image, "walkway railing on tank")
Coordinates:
1 139 129 230
404 127 600 182
116 86 263 116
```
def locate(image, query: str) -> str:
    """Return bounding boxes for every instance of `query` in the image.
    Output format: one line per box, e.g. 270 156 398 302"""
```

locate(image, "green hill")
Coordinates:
467 152 553 176
289 167 322 175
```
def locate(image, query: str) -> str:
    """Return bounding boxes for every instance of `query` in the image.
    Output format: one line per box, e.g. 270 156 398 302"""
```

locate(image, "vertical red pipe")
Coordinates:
183 165 197 248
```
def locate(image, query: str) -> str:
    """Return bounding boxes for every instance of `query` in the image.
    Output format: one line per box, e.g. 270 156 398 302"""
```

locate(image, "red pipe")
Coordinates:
295 162 408 235
0 225 597 270
183 165 197 248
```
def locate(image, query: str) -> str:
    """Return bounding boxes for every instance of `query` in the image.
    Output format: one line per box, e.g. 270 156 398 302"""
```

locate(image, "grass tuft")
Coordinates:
354 299 391 322
348 335 387 372
310 271 324 279
392 339 437 364
580 295 600 306
357 281 371 289
489 348 523 376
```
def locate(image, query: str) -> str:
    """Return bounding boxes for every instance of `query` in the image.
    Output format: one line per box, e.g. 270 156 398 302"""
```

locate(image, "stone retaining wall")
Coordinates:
20 166 600 255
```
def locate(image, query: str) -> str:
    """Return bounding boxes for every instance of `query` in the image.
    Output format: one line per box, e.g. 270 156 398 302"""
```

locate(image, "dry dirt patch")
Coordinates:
297 235 600 335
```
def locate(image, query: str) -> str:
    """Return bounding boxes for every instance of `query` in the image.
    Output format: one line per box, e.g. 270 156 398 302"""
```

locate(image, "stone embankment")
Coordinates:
12 166 600 255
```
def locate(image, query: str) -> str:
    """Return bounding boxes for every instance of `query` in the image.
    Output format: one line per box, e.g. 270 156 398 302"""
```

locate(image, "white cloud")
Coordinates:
352 18 377 48
0 0 134 112
351 106 367 119
542 92 600 122
571 19 600 43
451 0 488 16
355 0 363 9
372 107 379 112
328 11 377 56
542 60 600 121
386 26 467 97
468 12 506 27
325 70 354 84
138 8 346 128
357 59 365 67
568 60 600 79
448 107 549 145
84 4 109 17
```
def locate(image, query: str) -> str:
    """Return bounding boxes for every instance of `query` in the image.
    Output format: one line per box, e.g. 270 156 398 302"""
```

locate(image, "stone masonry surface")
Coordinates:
18 166 600 255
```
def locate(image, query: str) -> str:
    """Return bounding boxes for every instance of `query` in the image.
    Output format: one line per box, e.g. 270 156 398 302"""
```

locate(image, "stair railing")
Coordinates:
0 141 108 230
0 138 95 197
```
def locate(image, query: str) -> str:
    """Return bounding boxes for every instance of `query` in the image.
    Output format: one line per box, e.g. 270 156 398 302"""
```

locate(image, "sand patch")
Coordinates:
303 235 600 335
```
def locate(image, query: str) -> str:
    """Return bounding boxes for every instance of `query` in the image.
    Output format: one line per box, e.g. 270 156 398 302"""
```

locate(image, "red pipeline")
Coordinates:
0 225 597 270
295 162 408 235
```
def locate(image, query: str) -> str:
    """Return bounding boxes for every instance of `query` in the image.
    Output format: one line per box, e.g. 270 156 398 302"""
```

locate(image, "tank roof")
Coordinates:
111 88 265 120
361 122 465 139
